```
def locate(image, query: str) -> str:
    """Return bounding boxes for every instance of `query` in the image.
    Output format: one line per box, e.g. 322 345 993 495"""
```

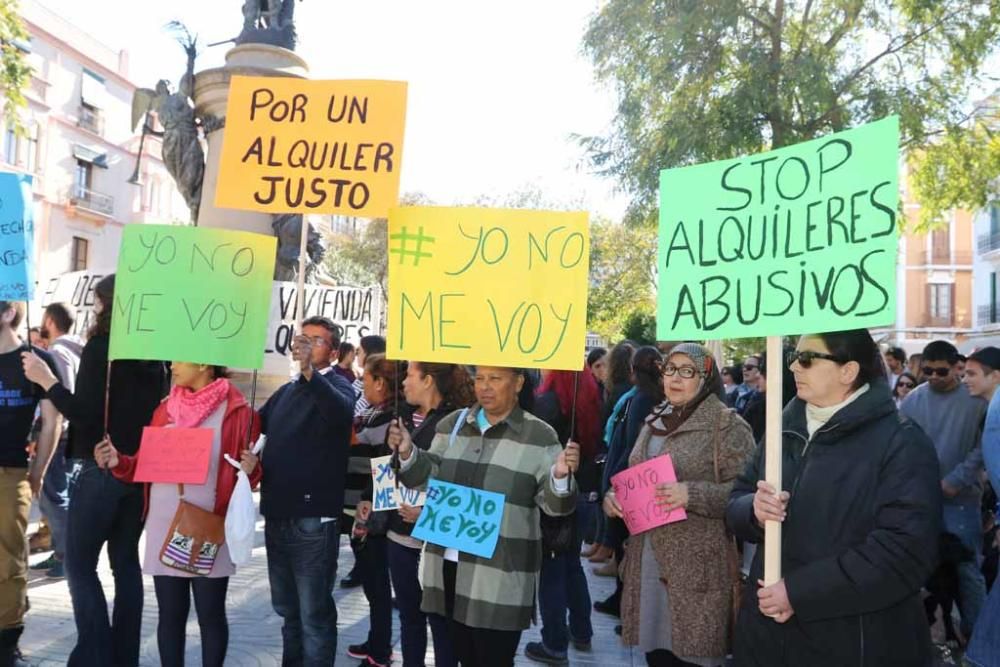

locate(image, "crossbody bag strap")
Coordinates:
449 408 470 448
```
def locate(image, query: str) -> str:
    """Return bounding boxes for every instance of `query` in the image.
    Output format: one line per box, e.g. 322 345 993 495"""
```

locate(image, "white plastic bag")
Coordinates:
225 469 256 566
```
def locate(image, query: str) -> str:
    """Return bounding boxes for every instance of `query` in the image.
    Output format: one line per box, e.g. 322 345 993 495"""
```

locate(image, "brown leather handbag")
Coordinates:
159 485 225 576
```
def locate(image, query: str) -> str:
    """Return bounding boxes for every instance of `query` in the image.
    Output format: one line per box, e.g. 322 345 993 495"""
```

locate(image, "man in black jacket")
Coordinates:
260 316 355 665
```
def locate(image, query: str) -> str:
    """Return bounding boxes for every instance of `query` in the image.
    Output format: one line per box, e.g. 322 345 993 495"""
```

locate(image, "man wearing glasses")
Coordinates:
259 316 356 665
899 339 987 642
730 355 762 416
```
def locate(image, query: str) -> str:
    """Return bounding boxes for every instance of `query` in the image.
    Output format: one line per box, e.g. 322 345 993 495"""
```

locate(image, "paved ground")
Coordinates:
20 496 637 666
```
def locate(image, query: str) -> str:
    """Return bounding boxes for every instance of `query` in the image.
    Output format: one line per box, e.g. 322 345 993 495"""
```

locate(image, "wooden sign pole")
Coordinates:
764 334 783 585
291 218 310 377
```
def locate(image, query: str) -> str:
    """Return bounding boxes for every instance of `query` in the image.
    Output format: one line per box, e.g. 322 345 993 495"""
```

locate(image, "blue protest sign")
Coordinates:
0 173 34 300
411 479 506 559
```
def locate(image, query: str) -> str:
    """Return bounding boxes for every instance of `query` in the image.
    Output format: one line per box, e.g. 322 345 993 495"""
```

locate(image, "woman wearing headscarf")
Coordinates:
726 329 941 666
604 343 754 666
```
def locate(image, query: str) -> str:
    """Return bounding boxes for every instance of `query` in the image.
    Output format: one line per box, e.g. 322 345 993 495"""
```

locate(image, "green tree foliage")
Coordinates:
621 309 658 345
587 218 657 341
324 217 389 293
0 0 30 131
582 0 1000 228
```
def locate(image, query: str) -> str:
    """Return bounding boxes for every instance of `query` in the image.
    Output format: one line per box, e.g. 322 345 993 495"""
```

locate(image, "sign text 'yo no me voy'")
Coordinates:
657 117 899 340
109 225 276 369
216 76 407 218
610 454 687 535
387 207 589 370
411 479 505 559
0 173 34 301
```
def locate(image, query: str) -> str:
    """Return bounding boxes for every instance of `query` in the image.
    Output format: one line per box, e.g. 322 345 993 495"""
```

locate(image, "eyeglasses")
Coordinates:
742 364 758 372
305 336 330 347
921 366 952 378
787 350 842 368
663 364 699 379
897 381 916 389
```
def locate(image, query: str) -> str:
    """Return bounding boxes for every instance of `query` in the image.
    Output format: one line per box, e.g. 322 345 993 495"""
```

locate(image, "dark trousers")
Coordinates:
153 575 229 667
538 522 593 654
646 649 702 666
265 517 340 666
65 461 144 667
359 535 392 663
387 540 456 667
442 560 522 667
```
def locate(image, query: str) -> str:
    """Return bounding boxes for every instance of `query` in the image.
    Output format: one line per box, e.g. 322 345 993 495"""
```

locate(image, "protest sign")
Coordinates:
411 479 505 559
109 225 276 369
657 116 899 340
387 206 589 370
264 282 381 374
0 173 34 300
216 76 407 218
370 455 426 512
43 270 381 373
133 427 213 484
611 455 687 534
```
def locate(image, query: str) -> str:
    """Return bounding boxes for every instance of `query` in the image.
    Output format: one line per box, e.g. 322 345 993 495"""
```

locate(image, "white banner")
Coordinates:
40 270 382 374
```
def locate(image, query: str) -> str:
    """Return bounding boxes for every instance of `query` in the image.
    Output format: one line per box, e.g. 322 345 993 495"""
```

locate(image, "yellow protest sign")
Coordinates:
216 76 407 217
387 207 589 370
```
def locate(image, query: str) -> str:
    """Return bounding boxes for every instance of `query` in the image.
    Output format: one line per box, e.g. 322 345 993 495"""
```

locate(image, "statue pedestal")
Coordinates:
193 44 311 400
193 44 309 236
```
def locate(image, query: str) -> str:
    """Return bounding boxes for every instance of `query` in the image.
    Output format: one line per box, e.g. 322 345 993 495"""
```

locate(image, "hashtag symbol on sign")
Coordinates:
426 487 441 502
389 226 436 267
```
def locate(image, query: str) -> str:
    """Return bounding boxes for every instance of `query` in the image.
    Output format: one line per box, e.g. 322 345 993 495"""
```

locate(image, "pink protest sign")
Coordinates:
610 454 687 534
133 427 214 484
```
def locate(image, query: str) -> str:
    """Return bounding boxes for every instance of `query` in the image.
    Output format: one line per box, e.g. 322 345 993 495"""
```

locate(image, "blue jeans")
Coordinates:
538 522 593 656
265 517 340 666
65 460 144 667
39 443 72 559
966 579 1000 667
943 502 987 636
359 535 393 664
387 540 455 667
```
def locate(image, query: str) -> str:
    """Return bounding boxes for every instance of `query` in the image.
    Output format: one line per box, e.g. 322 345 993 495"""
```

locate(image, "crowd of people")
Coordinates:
2 284 1000 666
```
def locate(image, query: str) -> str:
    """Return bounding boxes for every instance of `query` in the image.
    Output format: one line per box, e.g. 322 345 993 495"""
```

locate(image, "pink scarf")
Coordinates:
166 378 230 428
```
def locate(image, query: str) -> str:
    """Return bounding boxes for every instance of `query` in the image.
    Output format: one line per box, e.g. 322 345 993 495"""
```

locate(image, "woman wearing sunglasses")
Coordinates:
605 343 754 666
726 329 941 667
892 372 917 406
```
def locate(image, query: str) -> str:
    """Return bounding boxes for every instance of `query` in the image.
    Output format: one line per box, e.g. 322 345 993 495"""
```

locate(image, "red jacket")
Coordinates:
112 383 263 519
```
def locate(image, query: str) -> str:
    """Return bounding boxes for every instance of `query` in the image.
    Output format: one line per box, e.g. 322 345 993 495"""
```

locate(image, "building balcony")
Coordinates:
919 315 955 329
67 186 114 217
978 232 1000 257
919 250 973 266
979 304 1000 329
77 107 104 135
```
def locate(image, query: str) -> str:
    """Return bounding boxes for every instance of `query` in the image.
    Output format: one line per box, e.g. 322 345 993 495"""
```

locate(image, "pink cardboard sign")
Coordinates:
133 427 214 485
610 454 687 534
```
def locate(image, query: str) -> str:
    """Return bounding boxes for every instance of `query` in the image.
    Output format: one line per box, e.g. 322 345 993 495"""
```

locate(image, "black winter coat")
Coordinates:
726 383 942 667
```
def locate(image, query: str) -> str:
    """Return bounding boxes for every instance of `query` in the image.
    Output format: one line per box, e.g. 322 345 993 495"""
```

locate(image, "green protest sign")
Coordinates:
657 117 899 340
109 225 277 369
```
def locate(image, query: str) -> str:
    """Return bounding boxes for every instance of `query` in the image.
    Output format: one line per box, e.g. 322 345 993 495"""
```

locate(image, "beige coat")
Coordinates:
620 394 754 657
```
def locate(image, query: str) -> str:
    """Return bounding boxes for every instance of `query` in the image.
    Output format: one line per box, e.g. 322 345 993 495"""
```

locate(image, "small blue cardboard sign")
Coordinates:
411 479 506 559
0 173 33 301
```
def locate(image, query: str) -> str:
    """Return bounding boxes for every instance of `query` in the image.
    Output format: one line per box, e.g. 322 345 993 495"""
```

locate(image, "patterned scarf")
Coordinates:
166 378 230 428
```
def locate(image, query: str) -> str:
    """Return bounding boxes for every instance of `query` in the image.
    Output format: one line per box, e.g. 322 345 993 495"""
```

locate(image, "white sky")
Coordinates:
38 0 629 219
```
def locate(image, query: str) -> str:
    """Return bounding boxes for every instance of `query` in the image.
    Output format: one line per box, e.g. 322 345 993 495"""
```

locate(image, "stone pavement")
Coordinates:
21 496 639 666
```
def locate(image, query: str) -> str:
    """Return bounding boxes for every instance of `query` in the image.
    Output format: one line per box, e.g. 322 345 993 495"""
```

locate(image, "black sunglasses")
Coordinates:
897 381 916 389
787 350 842 368
921 366 951 378
742 364 758 372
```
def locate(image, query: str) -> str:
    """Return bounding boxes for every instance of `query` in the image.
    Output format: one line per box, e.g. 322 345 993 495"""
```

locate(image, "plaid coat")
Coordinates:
398 404 576 631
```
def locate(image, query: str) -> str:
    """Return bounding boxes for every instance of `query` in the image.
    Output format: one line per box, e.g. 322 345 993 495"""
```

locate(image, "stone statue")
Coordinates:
237 0 300 51
272 213 332 283
131 25 204 223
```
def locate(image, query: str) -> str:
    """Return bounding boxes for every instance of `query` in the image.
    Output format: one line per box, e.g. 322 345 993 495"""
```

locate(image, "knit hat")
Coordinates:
969 346 1000 372
666 342 713 377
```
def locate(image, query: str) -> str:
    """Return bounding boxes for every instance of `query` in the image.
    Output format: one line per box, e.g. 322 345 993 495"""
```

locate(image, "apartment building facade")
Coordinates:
1 0 187 289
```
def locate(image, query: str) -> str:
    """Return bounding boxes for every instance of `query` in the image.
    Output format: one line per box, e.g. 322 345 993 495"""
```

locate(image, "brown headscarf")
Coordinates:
645 342 725 437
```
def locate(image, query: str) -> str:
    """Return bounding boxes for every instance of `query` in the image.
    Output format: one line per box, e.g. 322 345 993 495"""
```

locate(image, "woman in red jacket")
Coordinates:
94 362 261 667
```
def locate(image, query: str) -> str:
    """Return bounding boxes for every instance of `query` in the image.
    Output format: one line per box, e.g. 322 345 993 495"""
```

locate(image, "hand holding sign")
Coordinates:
554 441 580 479
94 438 119 470
655 482 689 512
387 418 413 460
